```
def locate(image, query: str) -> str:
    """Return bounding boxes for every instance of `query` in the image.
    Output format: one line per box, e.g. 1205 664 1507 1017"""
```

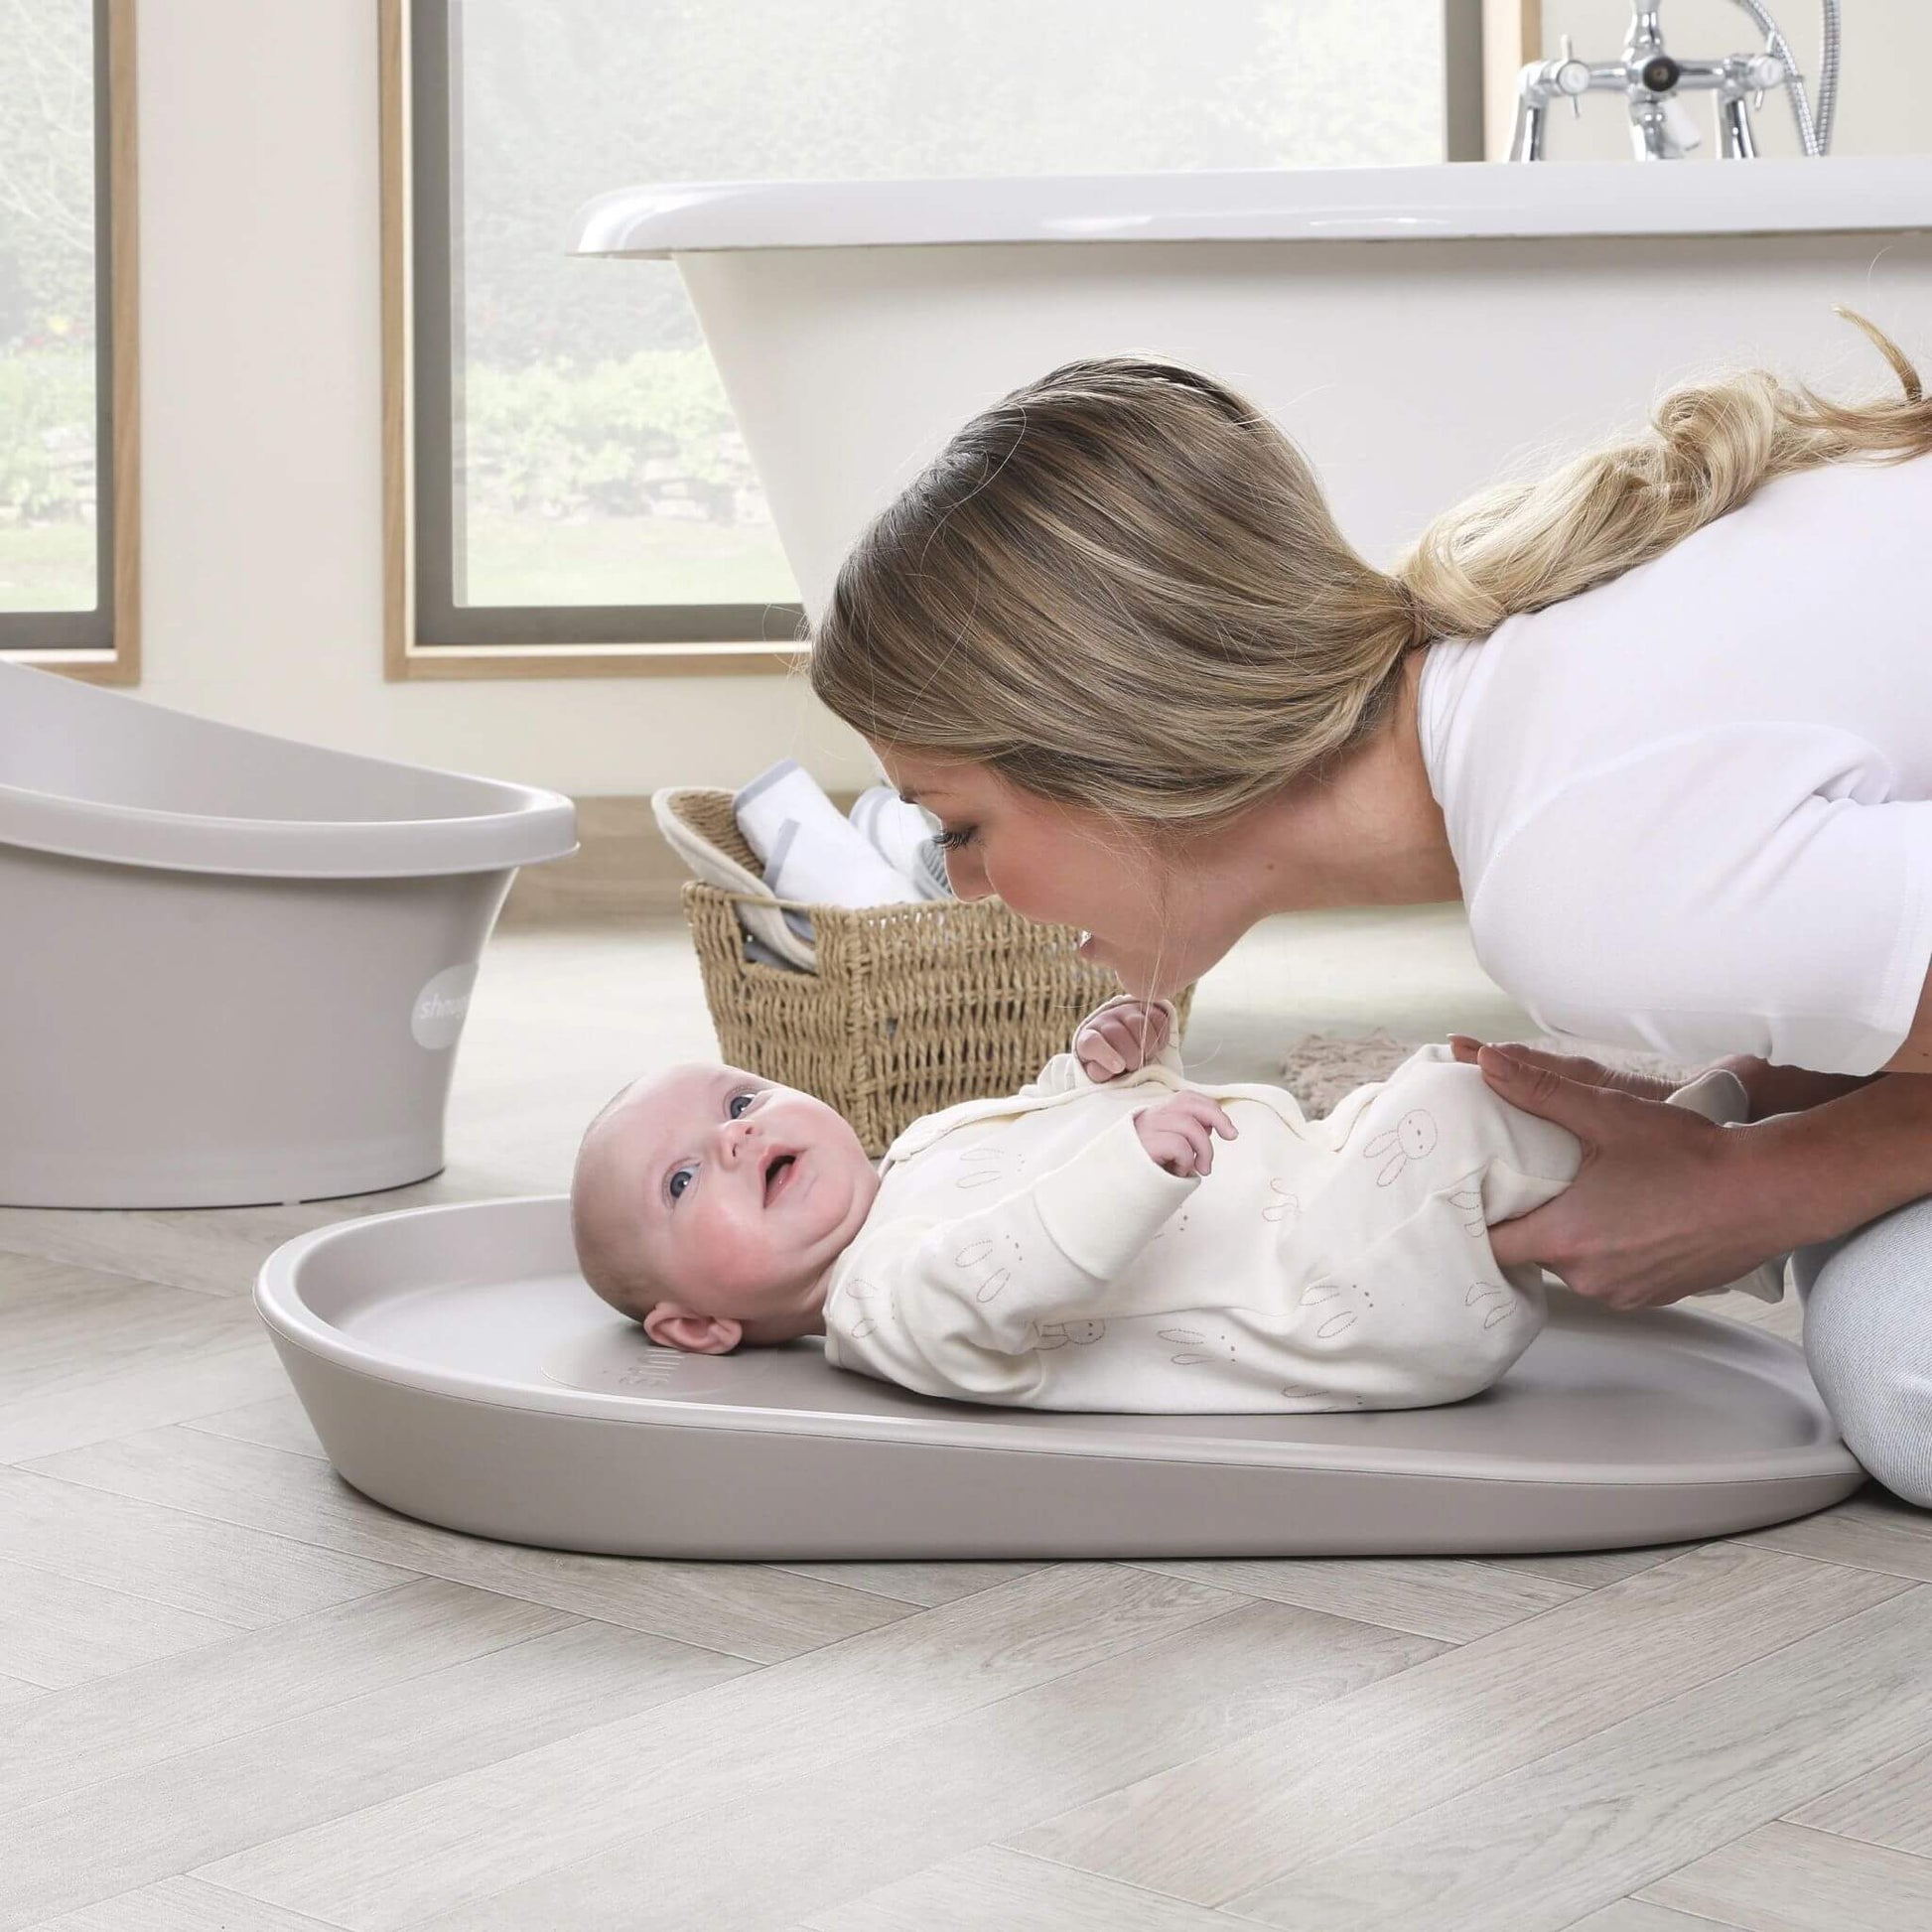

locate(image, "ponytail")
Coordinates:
1394 309 1932 637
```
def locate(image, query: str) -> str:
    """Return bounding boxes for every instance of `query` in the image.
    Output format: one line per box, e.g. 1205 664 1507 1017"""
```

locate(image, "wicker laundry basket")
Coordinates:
665 787 1193 1156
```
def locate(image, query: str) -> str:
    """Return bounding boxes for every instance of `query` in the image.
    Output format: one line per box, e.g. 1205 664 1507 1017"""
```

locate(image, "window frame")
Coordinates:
384 0 806 681
0 0 141 684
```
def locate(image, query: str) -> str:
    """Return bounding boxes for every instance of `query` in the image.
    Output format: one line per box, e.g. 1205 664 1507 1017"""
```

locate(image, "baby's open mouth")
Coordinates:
762 1152 797 1203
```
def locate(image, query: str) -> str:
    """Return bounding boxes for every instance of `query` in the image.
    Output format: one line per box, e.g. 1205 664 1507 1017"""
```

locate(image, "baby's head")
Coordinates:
570 1062 880 1354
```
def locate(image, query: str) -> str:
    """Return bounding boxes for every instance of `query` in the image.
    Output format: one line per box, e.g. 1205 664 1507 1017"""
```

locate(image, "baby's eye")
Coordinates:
934 824 978 852
667 1165 696 1203
727 1091 757 1119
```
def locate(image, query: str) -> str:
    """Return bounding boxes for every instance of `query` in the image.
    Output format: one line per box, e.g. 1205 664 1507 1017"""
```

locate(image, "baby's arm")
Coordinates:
865 1112 1201 1370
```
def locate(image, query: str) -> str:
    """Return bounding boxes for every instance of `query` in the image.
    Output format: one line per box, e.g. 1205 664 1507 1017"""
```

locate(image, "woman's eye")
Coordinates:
934 824 978 852
667 1165 696 1202
728 1091 757 1118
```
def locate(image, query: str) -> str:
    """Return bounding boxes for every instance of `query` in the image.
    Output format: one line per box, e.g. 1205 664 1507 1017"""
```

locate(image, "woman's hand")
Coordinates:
1447 1036 1790 1309
1448 1034 1686 1105
1075 998 1172 1081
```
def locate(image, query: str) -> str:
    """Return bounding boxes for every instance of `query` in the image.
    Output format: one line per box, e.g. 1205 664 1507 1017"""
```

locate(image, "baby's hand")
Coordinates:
1075 999 1172 1081
1134 1092 1237 1177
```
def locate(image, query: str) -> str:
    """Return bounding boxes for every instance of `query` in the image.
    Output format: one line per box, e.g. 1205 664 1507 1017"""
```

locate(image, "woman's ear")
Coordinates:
642 1304 744 1354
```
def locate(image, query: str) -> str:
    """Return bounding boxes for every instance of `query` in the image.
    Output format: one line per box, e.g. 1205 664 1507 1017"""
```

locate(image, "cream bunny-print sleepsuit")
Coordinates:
822 1014 1761 1414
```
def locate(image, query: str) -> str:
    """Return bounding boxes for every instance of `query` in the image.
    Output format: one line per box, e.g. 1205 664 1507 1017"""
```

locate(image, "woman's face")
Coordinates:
873 745 1236 1000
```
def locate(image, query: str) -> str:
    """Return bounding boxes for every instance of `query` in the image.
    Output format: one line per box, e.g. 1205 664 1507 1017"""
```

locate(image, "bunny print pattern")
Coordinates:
952 1231 1025 1304
1037 1318 1106 1349
953 1143 1025 1191
1362 1109 1438 1185
1262 1180 1301 1224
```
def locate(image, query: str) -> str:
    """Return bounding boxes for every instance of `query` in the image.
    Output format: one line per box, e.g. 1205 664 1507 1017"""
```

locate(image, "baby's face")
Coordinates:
582 1063 878 1344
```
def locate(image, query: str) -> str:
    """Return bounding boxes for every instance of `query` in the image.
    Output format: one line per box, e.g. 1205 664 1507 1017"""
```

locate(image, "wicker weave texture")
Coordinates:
668 787 1192 1155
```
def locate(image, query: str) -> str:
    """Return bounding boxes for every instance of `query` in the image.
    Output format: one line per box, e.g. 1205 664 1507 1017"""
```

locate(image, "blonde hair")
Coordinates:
810 309 1932 828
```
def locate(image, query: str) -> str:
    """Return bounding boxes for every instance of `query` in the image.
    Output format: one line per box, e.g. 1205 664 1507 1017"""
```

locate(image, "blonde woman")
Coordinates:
808 312 1932 1506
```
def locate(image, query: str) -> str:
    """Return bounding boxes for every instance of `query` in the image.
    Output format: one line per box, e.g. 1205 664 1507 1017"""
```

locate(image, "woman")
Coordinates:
807 311 1932 1505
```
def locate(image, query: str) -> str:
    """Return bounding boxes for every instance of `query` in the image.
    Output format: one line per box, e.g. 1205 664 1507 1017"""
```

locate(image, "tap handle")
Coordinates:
1556 33 1590 116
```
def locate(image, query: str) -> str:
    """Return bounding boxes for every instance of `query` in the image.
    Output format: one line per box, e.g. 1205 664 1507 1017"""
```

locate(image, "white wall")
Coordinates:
135 0 867 798
132 3 1925 798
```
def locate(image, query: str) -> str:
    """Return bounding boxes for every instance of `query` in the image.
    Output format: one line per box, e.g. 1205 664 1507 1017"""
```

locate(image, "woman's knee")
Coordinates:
1797 1195 1932 1508
1819 1366 1932 1508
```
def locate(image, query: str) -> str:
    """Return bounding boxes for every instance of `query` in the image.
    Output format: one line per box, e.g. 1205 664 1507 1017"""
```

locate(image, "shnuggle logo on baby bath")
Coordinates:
410 963 479 1049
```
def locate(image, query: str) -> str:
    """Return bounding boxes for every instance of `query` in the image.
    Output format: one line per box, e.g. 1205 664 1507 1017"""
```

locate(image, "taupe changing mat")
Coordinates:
256 1196 1863 1559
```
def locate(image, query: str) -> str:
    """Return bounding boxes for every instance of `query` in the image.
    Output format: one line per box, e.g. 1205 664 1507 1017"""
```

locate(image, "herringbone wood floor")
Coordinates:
3 909 1929 1931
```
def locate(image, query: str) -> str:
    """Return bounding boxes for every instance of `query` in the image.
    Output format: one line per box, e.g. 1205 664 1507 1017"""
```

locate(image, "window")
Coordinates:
0 0 137 677
395 0 1467 676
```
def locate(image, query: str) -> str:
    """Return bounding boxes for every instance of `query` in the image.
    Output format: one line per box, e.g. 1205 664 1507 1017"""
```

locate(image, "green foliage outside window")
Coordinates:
0 349 92 523
462 347 756 524
0 0 97 614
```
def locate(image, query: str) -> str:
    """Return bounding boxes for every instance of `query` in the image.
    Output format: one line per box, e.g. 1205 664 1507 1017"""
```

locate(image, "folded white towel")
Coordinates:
849 785 953 900
735 761 925 927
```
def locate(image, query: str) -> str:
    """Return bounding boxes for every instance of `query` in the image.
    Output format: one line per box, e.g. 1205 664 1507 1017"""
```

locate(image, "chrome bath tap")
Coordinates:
1511 1 1842 162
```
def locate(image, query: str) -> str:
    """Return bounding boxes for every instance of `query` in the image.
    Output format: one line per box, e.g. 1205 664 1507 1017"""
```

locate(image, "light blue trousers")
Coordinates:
1792 1194 1932 1508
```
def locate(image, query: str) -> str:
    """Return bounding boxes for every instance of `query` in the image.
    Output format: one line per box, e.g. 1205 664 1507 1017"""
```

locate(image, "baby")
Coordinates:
570 997 1766 1413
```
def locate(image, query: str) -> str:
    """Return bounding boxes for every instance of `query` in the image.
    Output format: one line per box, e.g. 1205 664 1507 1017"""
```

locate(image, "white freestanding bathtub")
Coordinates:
0 661 576 1208
572 158 1932 615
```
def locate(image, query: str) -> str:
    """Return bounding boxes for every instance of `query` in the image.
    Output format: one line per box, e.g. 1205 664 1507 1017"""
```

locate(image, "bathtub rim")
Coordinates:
0 780 578 880
0 659 576 879
570 156 1932 261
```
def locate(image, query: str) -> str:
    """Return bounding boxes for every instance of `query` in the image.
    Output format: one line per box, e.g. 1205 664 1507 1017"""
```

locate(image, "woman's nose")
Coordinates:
946 852 992 900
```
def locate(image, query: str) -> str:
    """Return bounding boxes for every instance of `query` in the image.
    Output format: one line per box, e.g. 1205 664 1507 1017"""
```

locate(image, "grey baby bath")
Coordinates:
0 660 576 1207
256 1195 1863 1560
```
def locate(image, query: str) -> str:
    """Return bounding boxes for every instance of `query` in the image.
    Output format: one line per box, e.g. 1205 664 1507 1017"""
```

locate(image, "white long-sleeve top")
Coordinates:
1418 451 1932 1076
823 1014 1761 1414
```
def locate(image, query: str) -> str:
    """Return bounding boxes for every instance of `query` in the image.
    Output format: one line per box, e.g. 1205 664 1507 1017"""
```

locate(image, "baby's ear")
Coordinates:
642 1304 744 1355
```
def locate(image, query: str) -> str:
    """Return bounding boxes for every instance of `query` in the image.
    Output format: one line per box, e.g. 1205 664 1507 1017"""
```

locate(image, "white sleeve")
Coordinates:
1013 1052 1085 1101
826 1113 1197 1394
1469 727 1932 1075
